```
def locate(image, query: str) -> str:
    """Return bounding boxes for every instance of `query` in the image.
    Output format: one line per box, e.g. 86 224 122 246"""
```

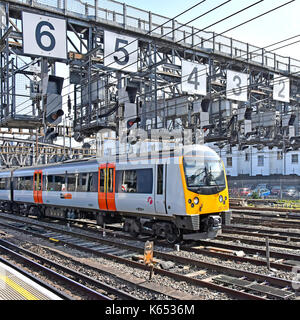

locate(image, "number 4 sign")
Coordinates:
181 60 207 95
22 12 67 60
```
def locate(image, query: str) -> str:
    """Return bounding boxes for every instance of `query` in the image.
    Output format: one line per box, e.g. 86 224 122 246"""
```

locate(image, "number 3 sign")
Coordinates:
226 70 248 102
22 12 67 60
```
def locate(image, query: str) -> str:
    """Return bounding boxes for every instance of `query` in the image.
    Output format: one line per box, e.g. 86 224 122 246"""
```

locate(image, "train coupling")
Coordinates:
208 215 222 232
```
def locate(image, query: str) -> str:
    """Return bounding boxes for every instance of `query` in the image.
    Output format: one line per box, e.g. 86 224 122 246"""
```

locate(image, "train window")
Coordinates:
137 169 153 194
0 178 5 190
87 172 98 192
157 165 163 195
53 174 66 191
78 173 88 192
100 169 105 193
23 176 33 190
13 178 18 190
14 176 33 191
107 168 114 193
34 174 42 191
67 174 77 192
0 178 8 190
47 175 54 191
115 170 123 193
122 170 137 193
42 175 47 191
117 169 153 194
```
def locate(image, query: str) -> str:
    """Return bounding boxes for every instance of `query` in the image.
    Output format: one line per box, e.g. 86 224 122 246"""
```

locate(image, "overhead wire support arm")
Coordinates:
0 26 12 53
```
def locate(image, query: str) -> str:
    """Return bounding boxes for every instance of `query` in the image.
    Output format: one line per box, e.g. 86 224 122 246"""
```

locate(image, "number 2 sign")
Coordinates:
273 75 290 103
22 12 67 60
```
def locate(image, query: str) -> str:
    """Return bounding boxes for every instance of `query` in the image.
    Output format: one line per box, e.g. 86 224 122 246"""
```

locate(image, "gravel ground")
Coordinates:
0 213 298 299
0 223 232 300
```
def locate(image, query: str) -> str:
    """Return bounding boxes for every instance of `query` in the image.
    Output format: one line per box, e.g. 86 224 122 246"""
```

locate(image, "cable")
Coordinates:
13 0 210 112
17 0 291 118
20 0 266 116
17 0 232 115
19 1 300 127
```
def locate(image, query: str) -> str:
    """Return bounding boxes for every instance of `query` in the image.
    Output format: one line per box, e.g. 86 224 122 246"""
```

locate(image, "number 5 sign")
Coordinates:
22 12 67 60
104 30 138 73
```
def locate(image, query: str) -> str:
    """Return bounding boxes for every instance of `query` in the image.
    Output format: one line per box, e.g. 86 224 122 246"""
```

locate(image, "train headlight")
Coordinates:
219 195 224 203
194 197 199 205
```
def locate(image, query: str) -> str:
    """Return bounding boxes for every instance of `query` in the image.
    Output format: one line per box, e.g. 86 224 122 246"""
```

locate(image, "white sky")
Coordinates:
123 0 300 60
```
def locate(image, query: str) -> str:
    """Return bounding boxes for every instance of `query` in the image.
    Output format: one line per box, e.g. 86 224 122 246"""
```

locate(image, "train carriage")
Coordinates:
0 170 12 210
0 145 231 242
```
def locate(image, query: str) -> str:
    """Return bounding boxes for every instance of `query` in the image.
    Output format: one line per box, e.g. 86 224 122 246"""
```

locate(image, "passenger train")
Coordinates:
0 145 231 242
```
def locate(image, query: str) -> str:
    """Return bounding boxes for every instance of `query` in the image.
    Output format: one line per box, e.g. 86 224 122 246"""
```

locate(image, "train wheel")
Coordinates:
165 225 181 244
12 203 20 215
126 218 141 238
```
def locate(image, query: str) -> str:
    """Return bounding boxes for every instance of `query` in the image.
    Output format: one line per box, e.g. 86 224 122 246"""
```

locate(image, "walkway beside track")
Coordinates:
0 261 62 300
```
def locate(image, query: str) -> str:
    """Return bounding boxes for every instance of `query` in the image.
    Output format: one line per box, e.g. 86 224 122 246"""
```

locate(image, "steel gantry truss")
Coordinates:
0 135 96 167
0 0 300 167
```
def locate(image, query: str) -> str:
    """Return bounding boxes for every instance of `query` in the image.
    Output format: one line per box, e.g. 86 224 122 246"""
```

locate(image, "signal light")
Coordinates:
46 109 64 124
44 127 58 142
289 114 296 126
127 116 141 129
201 99 210 112
244 107 252 120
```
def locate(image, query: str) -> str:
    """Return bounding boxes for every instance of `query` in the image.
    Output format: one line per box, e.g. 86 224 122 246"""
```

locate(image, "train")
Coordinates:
0 144 231 243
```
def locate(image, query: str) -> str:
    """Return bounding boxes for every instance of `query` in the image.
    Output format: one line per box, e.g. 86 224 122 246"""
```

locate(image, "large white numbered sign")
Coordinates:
273 75 290 103
226 70 248 102
181 60 207 95
22 12 67 60
104 31 138 73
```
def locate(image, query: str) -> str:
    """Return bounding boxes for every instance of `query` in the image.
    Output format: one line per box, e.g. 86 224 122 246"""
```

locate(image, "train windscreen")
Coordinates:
183 156 226 195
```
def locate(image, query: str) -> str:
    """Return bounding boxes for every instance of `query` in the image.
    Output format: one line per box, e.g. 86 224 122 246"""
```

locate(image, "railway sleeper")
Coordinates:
213 275 295 300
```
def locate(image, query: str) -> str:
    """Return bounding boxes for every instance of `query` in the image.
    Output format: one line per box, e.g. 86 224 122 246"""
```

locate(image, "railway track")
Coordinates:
231 209 300 229
0 240 116 300
0 212 298 300
224 224 300 241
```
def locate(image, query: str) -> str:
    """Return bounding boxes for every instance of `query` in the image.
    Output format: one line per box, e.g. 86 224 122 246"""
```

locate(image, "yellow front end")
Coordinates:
179 156 230 216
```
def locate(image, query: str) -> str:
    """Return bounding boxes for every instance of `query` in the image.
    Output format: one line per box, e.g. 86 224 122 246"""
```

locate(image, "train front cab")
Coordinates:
175 152 231 240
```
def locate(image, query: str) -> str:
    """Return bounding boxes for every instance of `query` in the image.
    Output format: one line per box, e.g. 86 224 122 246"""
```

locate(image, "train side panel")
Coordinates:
43 191 99 210
114 163 156 215
0 171 11 202
13 169 35 204
165 162 186 216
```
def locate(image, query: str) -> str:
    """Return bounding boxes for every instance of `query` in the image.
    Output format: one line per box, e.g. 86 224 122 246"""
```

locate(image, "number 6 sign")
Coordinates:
22 12 67 60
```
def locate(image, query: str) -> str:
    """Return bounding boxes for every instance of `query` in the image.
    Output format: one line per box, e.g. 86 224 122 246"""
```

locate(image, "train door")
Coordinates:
106 164 116 211
98 164 116 211
98 164 107 210
155 164 167 214
33 170 43 204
